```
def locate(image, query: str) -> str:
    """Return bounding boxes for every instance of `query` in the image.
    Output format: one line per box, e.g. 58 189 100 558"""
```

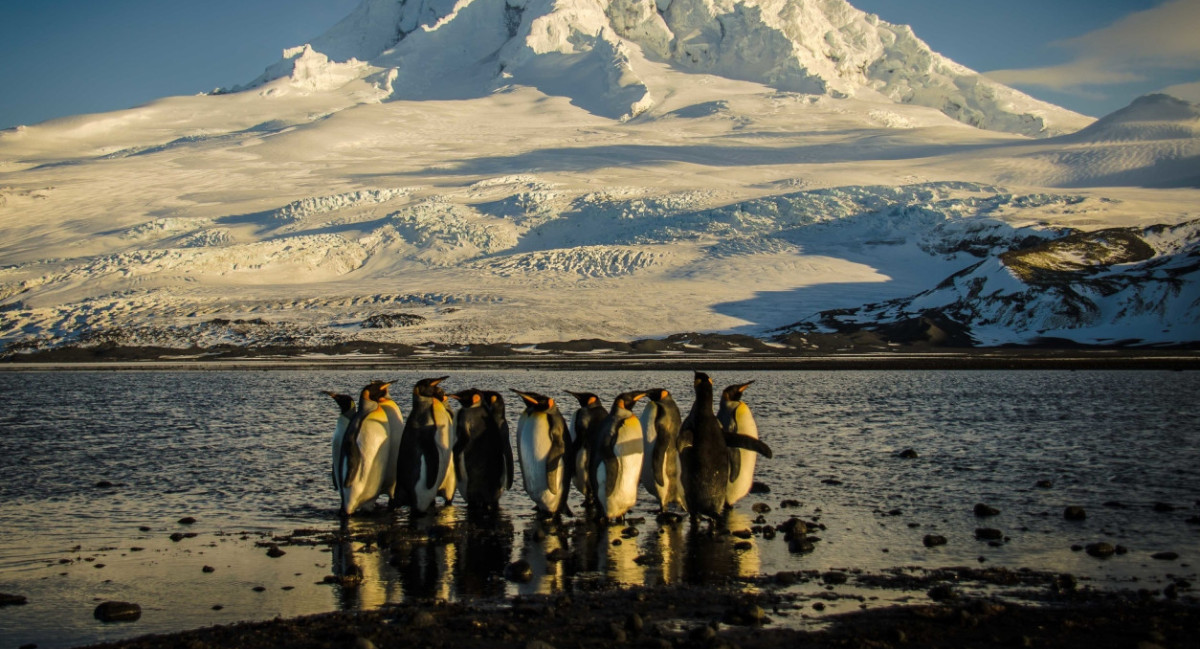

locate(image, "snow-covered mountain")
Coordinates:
0 0 1197 355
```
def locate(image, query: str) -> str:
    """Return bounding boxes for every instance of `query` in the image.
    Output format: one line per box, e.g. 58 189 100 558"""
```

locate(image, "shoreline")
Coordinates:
78 575 1199 649
3 348 1200 371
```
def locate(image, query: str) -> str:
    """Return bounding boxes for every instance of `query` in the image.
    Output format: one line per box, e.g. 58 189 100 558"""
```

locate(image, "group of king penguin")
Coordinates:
327 371 772 525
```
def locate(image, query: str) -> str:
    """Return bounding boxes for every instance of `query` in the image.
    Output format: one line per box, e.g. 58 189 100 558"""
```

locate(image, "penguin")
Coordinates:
366 380 404 507
334 385 396 516
451 389 510 509
640 388 686 514
718 381 758 507
396 377 454 515
513 390 571 518
595 391 646 523
482 390 515 493
678 372 773 524
325 390 355 494
565 391 607 509
436 391 458 505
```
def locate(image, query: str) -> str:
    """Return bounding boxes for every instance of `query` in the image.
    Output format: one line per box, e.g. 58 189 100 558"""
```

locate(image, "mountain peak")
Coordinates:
249 0 1091 136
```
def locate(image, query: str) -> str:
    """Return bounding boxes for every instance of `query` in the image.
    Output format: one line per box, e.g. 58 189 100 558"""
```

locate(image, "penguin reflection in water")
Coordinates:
679 372 773 526
451 388 514 510
327 385 395 517
595 391 647 523
396 377 455 515
513 390 572 519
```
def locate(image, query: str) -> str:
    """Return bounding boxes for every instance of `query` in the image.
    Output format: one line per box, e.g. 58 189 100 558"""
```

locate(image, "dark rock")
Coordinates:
1151 552 1179 561
761 528 776 540
1086 542 1116 558
749 482 770 494
788 538 815 554
211 604 224 610
265 545 286 558
505 560 534 583
202 565 215 573
137 526 152 532
812 602 826 611
620 526 639 538
897 449 919 459
1035 480 1053 488
779 517 808 536
525 641 557 649
626 612 643 634
821 478 843 486
94 601 141 622
1064 506 1087 521
974 528 1003 541
733 541 753 551
178 516 196 525
1070 544 1084 552
411 610 436 629
822 571 848 585
0 593 27 606
95 481 115 488
1054 574 1078 592
169 532 186 542
731 529 753 539
779 499 800 508
751 502 770 513
927 584 956 601
973 503 1000 517
252 586 267 592
1115 545 1128 555
923 534 948 548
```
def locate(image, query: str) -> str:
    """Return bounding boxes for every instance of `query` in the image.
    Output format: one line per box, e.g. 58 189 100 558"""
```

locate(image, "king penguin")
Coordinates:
366 380 404 508
451 389 511 509
640 388 686 514
333 385 395 516
565 391 607 509
718 381 759 507
513 390 571 519
436 391 458 505
397 377 454 515
679 372 773 524
595 391 646 523
325 390 355 494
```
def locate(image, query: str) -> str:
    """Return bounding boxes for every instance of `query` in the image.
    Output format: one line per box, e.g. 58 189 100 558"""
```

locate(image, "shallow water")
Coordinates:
1 369 1197 648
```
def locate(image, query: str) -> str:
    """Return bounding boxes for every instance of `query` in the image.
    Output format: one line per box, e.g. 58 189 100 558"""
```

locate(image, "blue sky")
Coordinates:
1 0 1198 129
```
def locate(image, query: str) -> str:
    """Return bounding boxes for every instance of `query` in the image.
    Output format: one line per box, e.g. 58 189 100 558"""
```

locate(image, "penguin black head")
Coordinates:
365 381 394 402
481 391 505 411
513 390 554 411
693 371 712 387
322 391 355 416
452 389 484 407
645 388 670 402
613 391 646 412
566 391 601 407
721 381 754 401
414 376 450 397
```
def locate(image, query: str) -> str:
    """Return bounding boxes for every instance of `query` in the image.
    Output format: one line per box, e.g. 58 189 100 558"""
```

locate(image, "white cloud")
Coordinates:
1160 79 1200 103
985 0 1200 92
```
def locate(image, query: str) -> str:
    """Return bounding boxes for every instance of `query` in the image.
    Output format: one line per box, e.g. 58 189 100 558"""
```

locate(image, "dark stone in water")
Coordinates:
779 499 800 508
1064 506 1087 521
94 601 141 622
1153 502 1176 512
788 538 815 554
265 545 286 558
927 584 956 601
95 481 115 489
974 503 1001 517
923 534 948 548
252 586 267 592
822 571 848 585
752 502 771 513
779 517 808 536
1152 552 1179 561
821 478 843 486
1071 544 1084 552
897 449 919 459
974 528 1003 541
169 532 186 542
620 526 639 538
731 529 753 539
202 565 215 573
1035 480 1053 488
733 541 753 551
178 516 197 525
0 593 27 606
1086 542 1116 558
411 610 436 629
749 482 770 494
138 526 151 532
505 560 534 583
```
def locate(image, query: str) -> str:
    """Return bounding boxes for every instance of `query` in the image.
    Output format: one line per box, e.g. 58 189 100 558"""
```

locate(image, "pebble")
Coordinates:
265 545 286 558
779 499 800 508
923 534 947 547
749 482 770 494
822 571 848 585
178 516 196 525
973 503 1000 517
1064 506 1087 521
1151 551 1179 561
202 565 215 573
927 584 956 601
94 601 141 622
974 528 1003 541
1086 542 1116 558
897 448 919 459
751 503 770 513
0 593 28 606
733 541 753 551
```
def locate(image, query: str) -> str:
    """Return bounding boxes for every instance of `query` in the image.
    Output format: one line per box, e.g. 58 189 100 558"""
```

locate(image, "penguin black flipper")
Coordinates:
421 430 441 490
503 435 515 491
725 433 772 459
652 434 668 488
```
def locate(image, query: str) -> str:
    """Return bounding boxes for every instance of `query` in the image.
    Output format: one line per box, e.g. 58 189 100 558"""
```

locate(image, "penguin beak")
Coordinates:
513 390 537 406
735 380 754 394
629 392 646 403
431 376 449 387
446 393 461 402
